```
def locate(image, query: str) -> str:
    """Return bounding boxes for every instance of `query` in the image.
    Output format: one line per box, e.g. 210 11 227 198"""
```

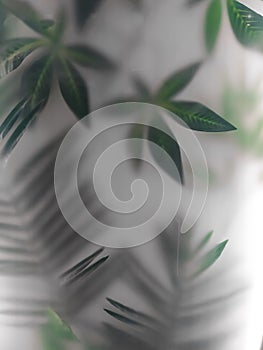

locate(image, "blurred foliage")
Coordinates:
190 0 263 54
104 231 229 350
113 61 235 182
223 84 263 156
42 249 109 349
0 0 115 157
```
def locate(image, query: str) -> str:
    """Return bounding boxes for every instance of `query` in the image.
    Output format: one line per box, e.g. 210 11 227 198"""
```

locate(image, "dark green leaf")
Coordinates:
147 121 184 183
0 0 54 37
22 55 53 109
162 101 237 132
205 0 222 53
227 0 263 50
107 298 155 323
194 240 228 276
0 98 28 138
104 309 144 327
1 101 45 156
64 256 109 285
74 0 104 30
157 62 201 100
58 58 89 119
0 38 43 78
65 45 115 70
61 248 104 279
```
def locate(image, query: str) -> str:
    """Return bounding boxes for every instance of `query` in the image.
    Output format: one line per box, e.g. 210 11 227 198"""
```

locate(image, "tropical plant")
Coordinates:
1 0 256 349
189 0 263 54
113 61 236 181
0 0 115 156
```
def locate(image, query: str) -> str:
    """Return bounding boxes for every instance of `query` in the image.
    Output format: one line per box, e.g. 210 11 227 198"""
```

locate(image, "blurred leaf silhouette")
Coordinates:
103 231 240 350
223 83 263 156
0 0 115 157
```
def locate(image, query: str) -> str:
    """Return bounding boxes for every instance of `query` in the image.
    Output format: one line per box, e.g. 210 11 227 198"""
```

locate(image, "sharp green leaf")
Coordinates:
58 58 89 119
157 62 201 100
0 38 43 78
205 0 222 53
194 240 228 276
65 45 115 70
21 55 53 108
74 0 104 30
147 121 184 183
162 101 237 132
227 0 263 50
0 0 54 37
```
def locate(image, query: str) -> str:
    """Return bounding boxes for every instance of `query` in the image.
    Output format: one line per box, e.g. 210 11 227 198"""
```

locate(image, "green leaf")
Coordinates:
64 256 109 285
227 0 263 50
162 101 237 132
104 309 144 327
147 120 184 183
57 58 89 119
1 101 45 156
61 248 104 279
52 8 66 43
205 0 222 53
195 230 214 253
194 240 228 276
46 309 78 342
0 0 54 37
0 98 28 138
21 55 53 109
0 38 43 78
107 298 155 323
74 0 104 30
157 62 201 100
65 45 115 70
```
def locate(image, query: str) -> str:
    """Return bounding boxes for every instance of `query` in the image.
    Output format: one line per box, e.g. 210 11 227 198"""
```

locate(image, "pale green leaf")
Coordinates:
157 62 201 100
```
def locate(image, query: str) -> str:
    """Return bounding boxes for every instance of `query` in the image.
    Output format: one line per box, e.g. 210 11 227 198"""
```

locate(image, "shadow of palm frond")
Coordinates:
0 134 248 350
101 229 248 350
0 134 113 326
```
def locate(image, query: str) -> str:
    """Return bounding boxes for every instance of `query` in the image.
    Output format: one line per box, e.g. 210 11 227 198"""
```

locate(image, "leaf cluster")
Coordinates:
116 62 235 182
0 0 114 156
